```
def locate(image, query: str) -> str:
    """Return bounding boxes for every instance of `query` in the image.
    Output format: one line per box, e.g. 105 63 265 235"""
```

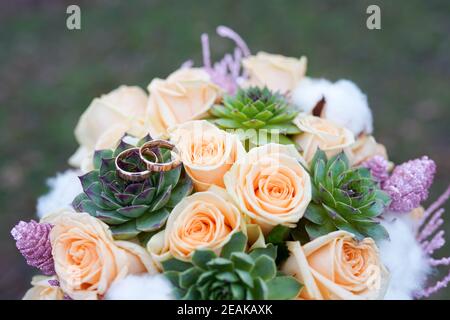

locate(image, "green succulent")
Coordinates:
209 87 301 147
302 149 391 241
72 135 193 241
162 232 302 300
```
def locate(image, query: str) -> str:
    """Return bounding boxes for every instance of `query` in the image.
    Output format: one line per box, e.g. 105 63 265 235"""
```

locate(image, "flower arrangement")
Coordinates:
12 26 450 300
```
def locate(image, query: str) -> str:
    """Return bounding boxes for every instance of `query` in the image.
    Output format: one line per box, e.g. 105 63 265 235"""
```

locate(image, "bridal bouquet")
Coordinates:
12 26 450 300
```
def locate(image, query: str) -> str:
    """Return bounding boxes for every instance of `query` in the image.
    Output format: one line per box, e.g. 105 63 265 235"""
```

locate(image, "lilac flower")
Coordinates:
383 156 436 213
415 185 450 299
186 26 250 94
362 155 390 184
11 220 55 275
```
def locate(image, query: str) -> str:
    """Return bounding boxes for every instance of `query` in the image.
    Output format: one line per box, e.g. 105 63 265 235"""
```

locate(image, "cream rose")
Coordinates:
23 276 64 300
294 114 355 165
169 120 245 191
146 68 221 137
282 231 389 300
69 85 148 170
147 188 242 263
224 143 311 234
347 134 388 166
242 52 307 93
46 211 157 300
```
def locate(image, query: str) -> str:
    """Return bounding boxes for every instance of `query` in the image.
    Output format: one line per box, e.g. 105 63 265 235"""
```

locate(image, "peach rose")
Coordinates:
242 52 307 93
23 276 64 300
282 231 389 300
69 85 148 170
147 188 242 263
294 114 355 165
46 211 157 300
224 143 311 234
146 68 221 137
169 120 245 191
347 134 388 166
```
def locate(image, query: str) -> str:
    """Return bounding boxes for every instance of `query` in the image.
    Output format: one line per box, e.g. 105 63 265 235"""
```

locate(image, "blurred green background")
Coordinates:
0 0 449 299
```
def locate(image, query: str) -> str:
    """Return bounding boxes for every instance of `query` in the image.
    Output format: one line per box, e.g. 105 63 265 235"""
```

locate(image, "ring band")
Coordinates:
139 139 182 172
115 148 151 182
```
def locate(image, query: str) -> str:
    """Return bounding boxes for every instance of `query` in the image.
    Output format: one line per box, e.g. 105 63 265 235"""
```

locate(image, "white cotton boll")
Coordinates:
379 215 430 300
292 77 373 136
36 170 83 219
106 274 175 300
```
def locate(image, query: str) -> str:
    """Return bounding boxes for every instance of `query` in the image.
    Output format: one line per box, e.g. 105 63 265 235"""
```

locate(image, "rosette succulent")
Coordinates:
302 149 391 241
209 87 301 146
72 135 193 241
162 232 302 300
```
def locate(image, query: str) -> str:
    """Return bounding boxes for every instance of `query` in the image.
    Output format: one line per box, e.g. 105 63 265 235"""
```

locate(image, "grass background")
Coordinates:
0 0 449 299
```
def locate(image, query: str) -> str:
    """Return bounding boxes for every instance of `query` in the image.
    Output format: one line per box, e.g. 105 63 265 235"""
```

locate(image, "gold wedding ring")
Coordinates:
139 139 182 172
115 148 151 182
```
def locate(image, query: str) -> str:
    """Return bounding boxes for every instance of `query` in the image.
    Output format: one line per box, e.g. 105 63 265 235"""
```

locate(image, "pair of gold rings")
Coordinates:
115 140 181 182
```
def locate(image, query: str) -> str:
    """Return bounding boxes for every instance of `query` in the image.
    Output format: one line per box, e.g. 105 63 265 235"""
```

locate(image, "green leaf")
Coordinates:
116 204 149 218
95 210 129 225
136 207 169 232
212 118 242 129
79 171 99 191
230 283 246 300
251 255 276 281
210 104 231 118
242 119 266 128
179 268 202 289
182 287 201 300
132 187 156 206
93 149 114 170
220 232 247 259
230 109 249 121
267 225 291 245
216 272 239 283
254 110 274 121
249 244 277 260
192 250 217 270
235 269 254 288
241 104 259 117
166 175 193 208
149 185 172 211
305 221 336 240
110 220 140 240
72 193 91 212
267 276 302 300
162 258 193 272
230 252 254 272
304 204 327 225
310 148 327 172
357 221 390 241
251 278 268 300
313 159 326 185
207 258 234 272
163 271 180 287
163 165 181 189
266 111 298 124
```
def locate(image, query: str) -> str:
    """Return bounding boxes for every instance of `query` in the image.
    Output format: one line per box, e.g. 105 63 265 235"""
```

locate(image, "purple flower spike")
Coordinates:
199 26 250 94
11 220 55 275
383 156 436 213
362 155 390 183
415 185 450 299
